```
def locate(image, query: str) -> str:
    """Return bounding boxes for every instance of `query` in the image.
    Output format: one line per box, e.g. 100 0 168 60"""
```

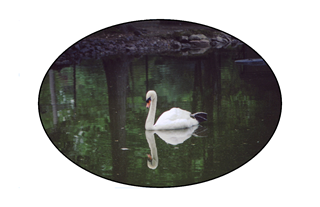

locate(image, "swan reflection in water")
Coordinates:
145 125 205 169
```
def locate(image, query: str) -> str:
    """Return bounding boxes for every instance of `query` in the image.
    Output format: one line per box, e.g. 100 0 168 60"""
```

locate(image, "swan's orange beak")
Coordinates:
146 100 151 108
147 154 152 161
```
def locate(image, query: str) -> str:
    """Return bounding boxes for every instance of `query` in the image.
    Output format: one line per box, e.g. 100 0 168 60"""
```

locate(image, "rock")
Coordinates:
125 44 137 51
216 36 228 43
180 36 189 43
210 40 217 46
215 42 225 49
181 43 191 49
189 47 210 55
190 39 210 48
211 36 232 48
231 39 242 47
189 34 208 41
171 41 181 49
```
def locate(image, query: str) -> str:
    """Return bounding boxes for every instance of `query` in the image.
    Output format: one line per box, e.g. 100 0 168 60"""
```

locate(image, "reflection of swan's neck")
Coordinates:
145 131 158 169
145 96 157 130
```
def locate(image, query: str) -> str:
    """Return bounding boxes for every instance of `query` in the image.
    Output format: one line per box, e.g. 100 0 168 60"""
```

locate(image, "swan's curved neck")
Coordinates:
145 96 157 130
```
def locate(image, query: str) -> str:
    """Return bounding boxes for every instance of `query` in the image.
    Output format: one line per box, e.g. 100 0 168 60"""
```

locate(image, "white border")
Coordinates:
2 1 319 206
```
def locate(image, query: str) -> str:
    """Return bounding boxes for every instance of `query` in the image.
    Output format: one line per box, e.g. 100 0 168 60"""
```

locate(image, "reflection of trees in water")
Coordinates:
102 56 130 182
49 69 58 125
202 53 221 177
191 60 203 113
46 64 78 127
188 53 222 178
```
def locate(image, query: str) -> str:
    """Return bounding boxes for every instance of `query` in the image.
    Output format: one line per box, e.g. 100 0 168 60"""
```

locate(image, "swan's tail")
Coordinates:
191 112 207 123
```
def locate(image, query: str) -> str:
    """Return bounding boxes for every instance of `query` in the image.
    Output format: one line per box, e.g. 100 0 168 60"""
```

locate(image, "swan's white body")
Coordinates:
145 90 199 130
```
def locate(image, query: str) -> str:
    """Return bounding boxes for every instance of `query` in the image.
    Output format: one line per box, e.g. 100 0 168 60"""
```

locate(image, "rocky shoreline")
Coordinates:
52 23 243 69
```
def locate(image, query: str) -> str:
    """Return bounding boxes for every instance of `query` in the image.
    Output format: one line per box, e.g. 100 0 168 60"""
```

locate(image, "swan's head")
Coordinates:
146 90 157 108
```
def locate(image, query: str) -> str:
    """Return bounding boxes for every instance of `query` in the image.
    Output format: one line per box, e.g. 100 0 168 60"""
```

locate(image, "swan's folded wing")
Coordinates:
156 107 190 123
154 108 198 130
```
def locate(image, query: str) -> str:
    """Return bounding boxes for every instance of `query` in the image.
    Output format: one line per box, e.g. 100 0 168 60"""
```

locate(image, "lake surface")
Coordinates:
39 44 281 187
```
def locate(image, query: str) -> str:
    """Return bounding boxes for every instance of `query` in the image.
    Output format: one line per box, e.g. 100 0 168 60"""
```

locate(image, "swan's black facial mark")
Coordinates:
146 97 151 108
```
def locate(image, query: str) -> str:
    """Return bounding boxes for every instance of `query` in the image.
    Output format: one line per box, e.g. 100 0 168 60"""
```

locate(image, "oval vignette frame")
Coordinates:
38 19 282 188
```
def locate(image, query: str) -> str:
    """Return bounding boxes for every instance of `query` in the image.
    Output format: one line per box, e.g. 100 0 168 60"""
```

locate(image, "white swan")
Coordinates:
145 90 207 130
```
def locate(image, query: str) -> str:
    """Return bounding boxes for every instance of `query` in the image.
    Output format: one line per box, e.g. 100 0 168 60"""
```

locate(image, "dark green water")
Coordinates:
39 46 281 187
